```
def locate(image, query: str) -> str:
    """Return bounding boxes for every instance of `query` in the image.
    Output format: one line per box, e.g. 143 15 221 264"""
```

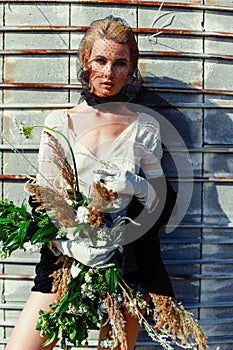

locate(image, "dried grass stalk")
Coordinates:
88 206 104 227
150 293 207 350
50 255 76 304
45 131 77 198
95 181 117 203
25 183 76 228
90 181 117 210
105 292 127 350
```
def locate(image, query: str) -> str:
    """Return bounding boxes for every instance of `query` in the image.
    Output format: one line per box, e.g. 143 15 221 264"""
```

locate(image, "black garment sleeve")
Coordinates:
122 177 176 297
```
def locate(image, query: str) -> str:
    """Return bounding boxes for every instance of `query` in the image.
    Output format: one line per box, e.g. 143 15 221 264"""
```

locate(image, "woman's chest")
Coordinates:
79 122 132 157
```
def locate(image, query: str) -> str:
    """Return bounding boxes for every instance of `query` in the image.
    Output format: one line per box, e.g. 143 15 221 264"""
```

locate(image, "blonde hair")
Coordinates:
79 16 139 75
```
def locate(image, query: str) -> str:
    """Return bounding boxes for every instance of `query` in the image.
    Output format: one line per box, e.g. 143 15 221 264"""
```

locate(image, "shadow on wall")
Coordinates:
141 75 232 226
142 76 233 305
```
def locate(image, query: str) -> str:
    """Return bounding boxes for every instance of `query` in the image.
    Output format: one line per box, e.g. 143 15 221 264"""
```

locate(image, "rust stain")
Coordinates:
205 0 218 5
2 115 10 143
0 273 34 280
4 60 16 81
4 60 17 101
138 62 147 79
2 26 232 38
1 0 233 12
15 25 88 32
191 65 203 89
172 275 199 280
1 82 233 96
0 175 35 181
2 82 81 89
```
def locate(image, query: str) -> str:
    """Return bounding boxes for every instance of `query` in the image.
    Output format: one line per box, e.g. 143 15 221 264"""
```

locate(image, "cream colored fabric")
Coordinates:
37 108 163 267
37 108 163 193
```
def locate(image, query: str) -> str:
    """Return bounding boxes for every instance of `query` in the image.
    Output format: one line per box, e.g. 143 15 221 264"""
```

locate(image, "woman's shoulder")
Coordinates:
137 112 160 134
44 109 68 128
136 112 161 152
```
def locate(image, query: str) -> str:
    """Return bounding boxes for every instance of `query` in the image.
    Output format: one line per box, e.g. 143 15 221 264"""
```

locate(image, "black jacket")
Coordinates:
123 177 176 297
121 88 189 298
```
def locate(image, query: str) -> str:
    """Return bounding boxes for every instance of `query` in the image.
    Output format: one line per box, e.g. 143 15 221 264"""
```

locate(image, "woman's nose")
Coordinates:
104 63 114 78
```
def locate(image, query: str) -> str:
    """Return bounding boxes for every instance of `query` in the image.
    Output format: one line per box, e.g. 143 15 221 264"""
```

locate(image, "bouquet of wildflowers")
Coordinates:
0 123 207 350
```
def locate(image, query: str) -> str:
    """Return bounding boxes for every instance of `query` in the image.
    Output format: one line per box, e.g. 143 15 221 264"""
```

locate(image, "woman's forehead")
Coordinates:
90 38 130 59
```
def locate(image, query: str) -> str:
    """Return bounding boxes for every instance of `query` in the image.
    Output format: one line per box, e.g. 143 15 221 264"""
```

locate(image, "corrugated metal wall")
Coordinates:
0 1 233 349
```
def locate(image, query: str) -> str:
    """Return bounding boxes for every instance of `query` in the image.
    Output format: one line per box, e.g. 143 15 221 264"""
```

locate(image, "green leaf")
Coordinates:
20 198 28 218
31 224 58 243
18 221 30 242
42 331 57 347
5 231 21 248
69 327 77 341
105 268 119 294
0 218 15 224
73 223 87 233
56 293 70 314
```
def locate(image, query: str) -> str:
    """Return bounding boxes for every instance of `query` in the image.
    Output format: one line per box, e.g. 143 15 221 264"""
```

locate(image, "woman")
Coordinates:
6 16 176 350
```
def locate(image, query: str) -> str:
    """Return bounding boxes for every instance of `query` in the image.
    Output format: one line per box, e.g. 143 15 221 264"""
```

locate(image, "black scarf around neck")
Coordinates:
79 70 143 106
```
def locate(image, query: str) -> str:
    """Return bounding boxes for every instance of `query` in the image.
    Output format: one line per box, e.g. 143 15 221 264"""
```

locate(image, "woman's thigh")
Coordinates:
97 312 141 350
97 295 150 350
6 291 58 350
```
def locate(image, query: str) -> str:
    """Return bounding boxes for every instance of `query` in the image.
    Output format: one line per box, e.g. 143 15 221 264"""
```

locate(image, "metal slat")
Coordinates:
0 102 233 109
1 26 233 39
1 2 233 349
1 0 233 12
1 83 233 97
2 175 233 182
1 49 233 61
2 144 233 153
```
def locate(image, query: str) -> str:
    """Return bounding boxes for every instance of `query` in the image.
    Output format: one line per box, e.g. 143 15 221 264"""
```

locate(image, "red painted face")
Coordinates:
86 38 132 98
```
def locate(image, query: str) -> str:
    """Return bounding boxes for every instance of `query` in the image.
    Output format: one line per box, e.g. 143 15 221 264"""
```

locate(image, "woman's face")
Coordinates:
86 38 132 98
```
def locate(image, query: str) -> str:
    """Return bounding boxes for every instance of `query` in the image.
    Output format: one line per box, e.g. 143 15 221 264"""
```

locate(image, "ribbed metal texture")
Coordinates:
0 1 233 349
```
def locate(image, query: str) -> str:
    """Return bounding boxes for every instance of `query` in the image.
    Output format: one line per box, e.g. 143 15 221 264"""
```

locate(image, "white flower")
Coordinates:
100 339 118 349
56 227 72 238
81 283 89 295
76 206 89 224
23 242 42 253
81 283 95 300
96 228 109 241
78 304 88 315
87 292 95 301
84 272 92 283
71 264 82 278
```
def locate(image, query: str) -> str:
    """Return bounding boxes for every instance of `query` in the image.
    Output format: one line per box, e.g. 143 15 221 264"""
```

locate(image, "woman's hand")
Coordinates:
95 169 158 211
48 238 117 268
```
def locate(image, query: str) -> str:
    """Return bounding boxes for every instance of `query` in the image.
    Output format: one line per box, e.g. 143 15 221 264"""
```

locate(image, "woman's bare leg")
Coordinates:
98 296 150 350
97 311 140 350
6 291 58 350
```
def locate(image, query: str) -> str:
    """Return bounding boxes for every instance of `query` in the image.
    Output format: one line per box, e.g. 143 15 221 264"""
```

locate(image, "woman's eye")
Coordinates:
115 61 127 66
95 58 106 65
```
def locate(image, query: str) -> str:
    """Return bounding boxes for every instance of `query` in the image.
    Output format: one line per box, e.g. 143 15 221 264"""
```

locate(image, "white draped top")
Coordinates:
37 108 163 197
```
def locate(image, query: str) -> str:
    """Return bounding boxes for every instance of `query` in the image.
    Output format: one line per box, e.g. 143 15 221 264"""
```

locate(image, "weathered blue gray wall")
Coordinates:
0 1 233 349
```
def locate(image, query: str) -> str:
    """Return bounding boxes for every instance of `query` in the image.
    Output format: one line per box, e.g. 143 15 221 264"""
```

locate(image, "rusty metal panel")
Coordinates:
4 3 70 26
1 1 233 349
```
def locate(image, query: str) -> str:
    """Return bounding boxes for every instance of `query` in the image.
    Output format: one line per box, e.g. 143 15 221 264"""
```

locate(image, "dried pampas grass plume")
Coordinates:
25 182 76 228
150 293 207 350
45 131 77 199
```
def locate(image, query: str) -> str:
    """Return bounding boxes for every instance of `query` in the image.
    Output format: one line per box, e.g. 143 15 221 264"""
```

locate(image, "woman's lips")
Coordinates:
101 82 114 89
